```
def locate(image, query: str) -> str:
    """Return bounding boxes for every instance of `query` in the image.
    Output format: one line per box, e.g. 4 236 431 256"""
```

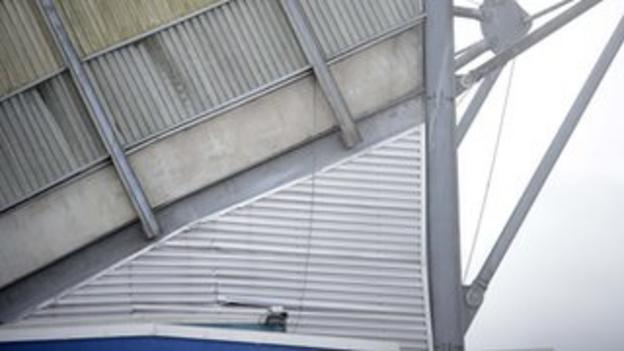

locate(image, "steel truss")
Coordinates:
424 0 623 348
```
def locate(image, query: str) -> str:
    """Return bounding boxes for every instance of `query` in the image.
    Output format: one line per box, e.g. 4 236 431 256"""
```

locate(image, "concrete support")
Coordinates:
464 13 624 331
424 0 465 349
281 0 362 148
39 0 160 239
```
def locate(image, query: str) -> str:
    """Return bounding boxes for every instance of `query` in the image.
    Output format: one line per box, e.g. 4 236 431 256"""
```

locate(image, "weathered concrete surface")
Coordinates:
0 28 422 288
333 28 422 118
0 168 135 286
133 28 422 208
131 75 335 207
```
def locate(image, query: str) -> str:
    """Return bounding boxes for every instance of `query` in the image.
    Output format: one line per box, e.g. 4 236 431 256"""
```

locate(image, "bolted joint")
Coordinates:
464 280 488 309
458 73 476 91
462 280 489 333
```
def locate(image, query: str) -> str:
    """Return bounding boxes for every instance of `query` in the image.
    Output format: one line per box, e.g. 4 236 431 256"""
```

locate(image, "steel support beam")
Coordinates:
464 14 624 331
454 6 483 21
455 68 504 147
424 0 465 349
39 0 160 239
526 0 575 23
460 0 603 89
281 0 362 148
455 40 490 70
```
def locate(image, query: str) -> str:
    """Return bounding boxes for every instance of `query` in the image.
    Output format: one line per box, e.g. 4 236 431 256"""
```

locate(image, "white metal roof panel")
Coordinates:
19 126 430 351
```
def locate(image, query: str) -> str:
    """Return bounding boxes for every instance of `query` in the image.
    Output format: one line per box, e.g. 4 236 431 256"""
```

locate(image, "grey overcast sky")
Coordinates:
454 0 624 350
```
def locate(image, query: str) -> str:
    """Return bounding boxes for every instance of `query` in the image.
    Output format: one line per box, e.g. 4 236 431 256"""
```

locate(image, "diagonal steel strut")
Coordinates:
464 13 624 332
39 0 160 239
281 0 362 148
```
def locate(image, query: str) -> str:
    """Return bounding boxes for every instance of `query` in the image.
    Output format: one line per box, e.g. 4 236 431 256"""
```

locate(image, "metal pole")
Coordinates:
465 14 624 330
455 68 504 147
455 40 490 70
461 0 602 88
526 0 575 23
424 0 465 349
281 0 362 148
39 0 160 239
454 6 483 21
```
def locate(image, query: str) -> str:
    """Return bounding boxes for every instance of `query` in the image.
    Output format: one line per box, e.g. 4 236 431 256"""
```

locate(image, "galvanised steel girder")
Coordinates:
39 0 160 239
281 0 362 148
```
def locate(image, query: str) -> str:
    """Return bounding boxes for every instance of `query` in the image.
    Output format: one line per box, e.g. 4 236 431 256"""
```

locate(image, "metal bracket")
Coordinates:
480 0 531 54
454 0 602 145
455 0 530 70
462 281 486 332
281 0 362 148
460 0 602 89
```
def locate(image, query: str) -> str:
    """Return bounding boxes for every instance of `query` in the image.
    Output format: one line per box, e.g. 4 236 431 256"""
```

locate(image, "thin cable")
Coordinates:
293 81 318 332
463 60 516 282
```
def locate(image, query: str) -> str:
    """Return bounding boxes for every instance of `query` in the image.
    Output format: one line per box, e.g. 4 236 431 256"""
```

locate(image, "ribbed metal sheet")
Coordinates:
85 0 307 146
83 0 422 146
0 0 423 210
0 73 105 209
300 0 422 57
0 0 63 97
21 127 430 350
54 0 220 56
22 127 430 350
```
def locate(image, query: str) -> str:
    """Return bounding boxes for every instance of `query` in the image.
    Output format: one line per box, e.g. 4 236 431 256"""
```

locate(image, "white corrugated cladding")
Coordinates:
21 126 431 351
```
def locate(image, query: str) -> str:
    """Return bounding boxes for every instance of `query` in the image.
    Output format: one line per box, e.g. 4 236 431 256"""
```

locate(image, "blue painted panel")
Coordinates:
0 336 329 351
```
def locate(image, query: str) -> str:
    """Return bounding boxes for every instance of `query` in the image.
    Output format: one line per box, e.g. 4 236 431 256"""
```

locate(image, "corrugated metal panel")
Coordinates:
22 127 431 351
0 73 105 210
0 0 64 97
300 0 422 57
85 0 307 146
0 0 423 209
82 0 421 147
54 0 220 56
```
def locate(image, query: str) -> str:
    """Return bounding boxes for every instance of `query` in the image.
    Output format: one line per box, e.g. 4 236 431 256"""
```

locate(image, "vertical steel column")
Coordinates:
281 0 362 148
39 0 160 239
424 0 465 349
465 14 624 330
